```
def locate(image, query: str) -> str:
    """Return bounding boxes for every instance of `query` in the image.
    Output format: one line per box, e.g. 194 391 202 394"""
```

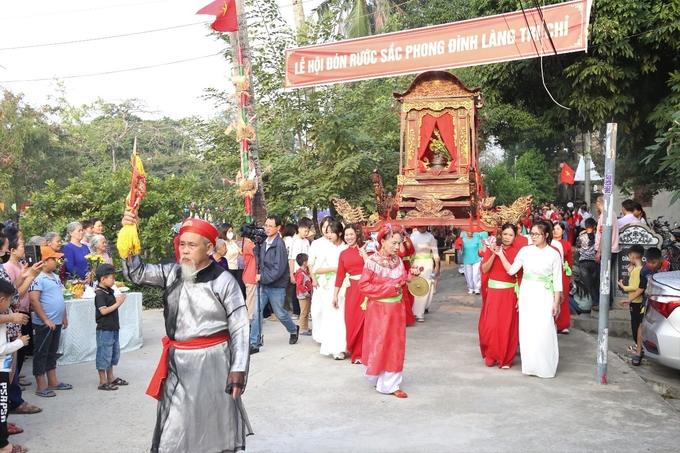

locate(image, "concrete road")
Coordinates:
11 266 680 452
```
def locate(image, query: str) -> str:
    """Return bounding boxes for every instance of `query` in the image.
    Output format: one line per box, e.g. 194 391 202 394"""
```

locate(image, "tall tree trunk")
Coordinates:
292 0 305 31
230 0 267 224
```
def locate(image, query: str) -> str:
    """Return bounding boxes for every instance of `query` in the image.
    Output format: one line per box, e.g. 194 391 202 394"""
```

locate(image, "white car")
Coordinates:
642 271 680 370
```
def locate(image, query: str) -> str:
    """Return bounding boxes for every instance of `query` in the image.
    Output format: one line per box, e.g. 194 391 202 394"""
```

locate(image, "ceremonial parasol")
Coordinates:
408 276 430 297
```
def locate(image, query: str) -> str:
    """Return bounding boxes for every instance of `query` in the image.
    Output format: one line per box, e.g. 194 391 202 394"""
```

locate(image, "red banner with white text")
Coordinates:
284 0 591 89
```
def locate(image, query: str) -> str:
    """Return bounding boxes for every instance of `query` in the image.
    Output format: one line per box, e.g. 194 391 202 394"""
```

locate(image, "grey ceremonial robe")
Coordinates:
123 256 253 453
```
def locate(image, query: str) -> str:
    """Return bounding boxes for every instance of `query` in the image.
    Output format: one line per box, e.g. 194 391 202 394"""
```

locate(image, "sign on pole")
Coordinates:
285 0 592 89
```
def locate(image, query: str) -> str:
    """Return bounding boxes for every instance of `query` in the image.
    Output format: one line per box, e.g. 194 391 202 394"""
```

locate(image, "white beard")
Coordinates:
180 259 197 283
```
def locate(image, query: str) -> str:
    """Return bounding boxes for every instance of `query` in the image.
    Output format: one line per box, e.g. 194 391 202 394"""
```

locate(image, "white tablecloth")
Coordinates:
57 292 144 365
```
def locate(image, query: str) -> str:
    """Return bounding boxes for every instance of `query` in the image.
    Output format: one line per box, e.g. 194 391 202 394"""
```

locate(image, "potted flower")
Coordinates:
428 128 450 171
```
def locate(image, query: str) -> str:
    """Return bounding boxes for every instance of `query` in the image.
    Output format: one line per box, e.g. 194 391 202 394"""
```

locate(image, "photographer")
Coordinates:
249 216 300 354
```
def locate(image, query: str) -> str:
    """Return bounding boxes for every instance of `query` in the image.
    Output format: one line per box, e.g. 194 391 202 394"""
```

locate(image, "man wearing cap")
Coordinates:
120 212 252 453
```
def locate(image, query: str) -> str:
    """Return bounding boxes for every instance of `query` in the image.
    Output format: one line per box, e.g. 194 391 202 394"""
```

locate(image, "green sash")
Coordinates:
488 278 519 297
361 293 403 310
315 271 337 291
523 273 554 292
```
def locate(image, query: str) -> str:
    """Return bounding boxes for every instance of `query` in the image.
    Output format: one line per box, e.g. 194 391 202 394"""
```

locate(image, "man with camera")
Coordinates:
249 215 300 354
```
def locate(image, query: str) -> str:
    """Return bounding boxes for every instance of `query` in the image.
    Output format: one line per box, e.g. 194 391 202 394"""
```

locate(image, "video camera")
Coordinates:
240 223 267 245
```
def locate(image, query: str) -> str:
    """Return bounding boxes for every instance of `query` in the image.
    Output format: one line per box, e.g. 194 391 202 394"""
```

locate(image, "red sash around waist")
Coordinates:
146 332 230 401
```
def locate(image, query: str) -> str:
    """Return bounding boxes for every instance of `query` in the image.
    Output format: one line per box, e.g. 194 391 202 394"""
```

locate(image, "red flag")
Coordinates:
560 162 575 185
197 0 238 32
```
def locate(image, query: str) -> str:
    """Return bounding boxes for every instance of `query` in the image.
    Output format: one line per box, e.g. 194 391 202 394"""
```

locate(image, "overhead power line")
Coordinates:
0 52 222 83
0 0 172 21
0 22 210 51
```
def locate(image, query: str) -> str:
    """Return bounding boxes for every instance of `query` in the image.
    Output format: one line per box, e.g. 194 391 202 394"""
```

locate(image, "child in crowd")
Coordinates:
0 280 30 453
618 245 645 355
569 279 592 316
295 253 313 336
28 246 72 397
454 233 464 274
578 217 599 308
620 247 665 365
94 264 128 391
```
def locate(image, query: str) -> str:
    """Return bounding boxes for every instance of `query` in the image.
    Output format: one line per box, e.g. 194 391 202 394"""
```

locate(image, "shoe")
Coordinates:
416 316 425 322
35 388 56 398
97 382 118 391
300 329 312 336
249 346 260 354
558 329 570 334
392 389 408 398
334 353 346 360
291 314 299 320
7 423 23 435
269 316 279 322
352 359 362 365
10 401 41 414
474 290 480 295
501 365 510 369
289 325 300 345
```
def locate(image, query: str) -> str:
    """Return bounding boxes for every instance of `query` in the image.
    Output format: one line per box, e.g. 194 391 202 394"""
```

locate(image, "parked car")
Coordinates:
642 271 680 370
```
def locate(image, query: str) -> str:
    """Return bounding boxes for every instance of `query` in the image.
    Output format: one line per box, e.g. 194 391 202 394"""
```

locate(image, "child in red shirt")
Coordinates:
295 253 313 336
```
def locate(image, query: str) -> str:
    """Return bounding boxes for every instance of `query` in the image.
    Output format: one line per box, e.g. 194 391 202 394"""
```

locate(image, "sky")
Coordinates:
0 0 321 120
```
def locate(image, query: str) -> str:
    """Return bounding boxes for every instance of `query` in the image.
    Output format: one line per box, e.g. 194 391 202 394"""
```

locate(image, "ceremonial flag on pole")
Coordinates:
197 0 238 32
560 162 575 185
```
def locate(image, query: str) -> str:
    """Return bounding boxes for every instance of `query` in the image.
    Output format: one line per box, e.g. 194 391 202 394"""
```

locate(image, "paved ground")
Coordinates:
10 264 680 452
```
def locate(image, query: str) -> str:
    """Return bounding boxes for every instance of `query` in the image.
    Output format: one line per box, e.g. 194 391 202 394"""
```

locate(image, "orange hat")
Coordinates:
179 218 219 246
40 246 64 260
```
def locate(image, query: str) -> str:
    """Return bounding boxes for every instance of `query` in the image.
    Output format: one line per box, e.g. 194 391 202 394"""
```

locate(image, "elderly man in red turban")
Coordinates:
120 212 252 453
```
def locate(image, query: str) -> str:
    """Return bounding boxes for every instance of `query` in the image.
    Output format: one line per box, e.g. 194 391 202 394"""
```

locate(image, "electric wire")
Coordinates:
0 53 222 83
0 0 173 20
0 22 210 51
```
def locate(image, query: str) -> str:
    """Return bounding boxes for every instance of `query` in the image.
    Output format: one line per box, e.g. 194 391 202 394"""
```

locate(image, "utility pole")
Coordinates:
229 0 267 224
597 123 617 385
584 132 591 208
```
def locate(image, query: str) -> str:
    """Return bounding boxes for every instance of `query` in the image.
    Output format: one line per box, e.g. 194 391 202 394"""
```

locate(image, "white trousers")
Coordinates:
364 367 402 394
464 262 481 292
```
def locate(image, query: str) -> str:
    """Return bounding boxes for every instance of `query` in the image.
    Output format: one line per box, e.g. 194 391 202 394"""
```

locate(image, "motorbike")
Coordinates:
651 216 680 270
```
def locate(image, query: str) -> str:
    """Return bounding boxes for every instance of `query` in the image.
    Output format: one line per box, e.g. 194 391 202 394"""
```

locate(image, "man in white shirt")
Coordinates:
578 204 592 229
617 199 640 229
289 218 312 284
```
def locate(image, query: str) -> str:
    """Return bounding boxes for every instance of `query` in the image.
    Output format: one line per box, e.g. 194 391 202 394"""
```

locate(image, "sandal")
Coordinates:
627 345 638 353
7 423 23 435
11 444 28 453
110 378 128 386
17 379 31 387
48 382 72 390
392 390 408 398
35 388 56 398
10 401 42 414
632 355 642 366
98 382 118 391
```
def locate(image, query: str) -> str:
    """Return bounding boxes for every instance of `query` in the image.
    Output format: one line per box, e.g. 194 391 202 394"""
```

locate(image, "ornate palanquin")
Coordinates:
388 71 486 228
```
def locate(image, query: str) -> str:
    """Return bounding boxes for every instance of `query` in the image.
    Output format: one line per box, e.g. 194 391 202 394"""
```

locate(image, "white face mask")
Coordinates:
226 232 234 240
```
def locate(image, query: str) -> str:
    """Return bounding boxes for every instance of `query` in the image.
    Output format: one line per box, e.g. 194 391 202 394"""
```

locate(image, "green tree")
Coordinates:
515 149 556 203
482 164 534 206
0 89 79 219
